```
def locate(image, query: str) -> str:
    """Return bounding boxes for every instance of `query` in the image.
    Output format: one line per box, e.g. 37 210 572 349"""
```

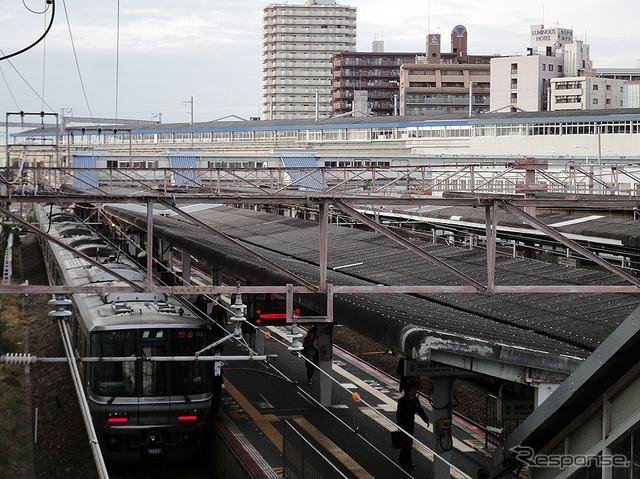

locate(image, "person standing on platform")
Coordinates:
396 384 429 469
397 356 408 393
302 326 319 384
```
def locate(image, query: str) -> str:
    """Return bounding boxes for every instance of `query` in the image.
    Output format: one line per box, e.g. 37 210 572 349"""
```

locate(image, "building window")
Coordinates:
549 64 554 71
542 64 546 71
593 84 599 91
558 65 563 73
593 98 599 105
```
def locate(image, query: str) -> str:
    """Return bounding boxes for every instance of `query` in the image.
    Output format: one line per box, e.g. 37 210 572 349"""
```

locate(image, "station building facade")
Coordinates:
13 109 640 168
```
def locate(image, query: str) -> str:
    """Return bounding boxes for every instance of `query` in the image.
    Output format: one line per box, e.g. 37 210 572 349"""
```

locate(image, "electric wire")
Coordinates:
115 0 120 121
0 50 56 112
0 0 56 62
0 64 21 110
61 0 93 118
41 7 48 111
21 0 52 15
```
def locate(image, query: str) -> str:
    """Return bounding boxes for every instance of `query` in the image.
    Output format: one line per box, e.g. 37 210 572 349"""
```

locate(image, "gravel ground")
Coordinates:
18 234 97 479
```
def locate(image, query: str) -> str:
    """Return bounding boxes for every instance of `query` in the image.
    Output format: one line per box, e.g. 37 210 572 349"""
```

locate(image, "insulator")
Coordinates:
230 293 246 323
48 297 72 308
287 324 304 352
3 353 35 365
49 296 72 319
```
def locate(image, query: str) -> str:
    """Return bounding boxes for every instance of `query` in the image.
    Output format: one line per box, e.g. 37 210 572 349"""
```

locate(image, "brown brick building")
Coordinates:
331 26 495 117
400 26 495 115
331 51 419 116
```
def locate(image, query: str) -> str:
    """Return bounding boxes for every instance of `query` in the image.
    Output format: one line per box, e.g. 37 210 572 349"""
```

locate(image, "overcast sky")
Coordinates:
1 0 639 125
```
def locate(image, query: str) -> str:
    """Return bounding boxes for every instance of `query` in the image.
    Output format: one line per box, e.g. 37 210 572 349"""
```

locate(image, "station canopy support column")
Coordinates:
432 377 454 479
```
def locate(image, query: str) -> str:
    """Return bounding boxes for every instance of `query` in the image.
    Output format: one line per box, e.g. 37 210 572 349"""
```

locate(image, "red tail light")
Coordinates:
108 417 128 423
178 415 197 421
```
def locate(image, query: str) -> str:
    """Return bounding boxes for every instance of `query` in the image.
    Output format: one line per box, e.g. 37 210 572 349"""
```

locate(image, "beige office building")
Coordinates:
262 0 356 120
551 76 624 111
490 53 564 112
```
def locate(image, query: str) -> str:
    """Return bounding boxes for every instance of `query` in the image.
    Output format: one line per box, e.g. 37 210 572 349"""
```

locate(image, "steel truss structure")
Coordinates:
2 192 640 302
4 159 640 198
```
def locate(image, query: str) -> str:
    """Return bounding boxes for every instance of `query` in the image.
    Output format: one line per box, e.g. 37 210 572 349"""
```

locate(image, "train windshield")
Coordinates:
91 328 210 397
172 329 210 396
91 331 136 397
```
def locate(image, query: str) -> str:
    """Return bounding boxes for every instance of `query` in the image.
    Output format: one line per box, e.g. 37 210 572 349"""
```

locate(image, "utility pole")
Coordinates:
184 96 194 125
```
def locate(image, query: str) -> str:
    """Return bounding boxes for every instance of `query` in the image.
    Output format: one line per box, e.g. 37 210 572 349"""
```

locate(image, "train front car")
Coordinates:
87 304 213 462
36 205 214 462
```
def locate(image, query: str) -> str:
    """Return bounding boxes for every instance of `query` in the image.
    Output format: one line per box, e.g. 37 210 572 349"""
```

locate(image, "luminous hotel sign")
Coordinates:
530 24 573 48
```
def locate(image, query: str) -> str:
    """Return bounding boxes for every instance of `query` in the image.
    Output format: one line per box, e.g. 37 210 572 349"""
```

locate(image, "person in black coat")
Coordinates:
396 384 429 468
302 326 319 384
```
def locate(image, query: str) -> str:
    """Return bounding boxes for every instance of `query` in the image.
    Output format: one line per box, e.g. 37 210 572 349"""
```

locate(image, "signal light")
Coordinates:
178 415 197 421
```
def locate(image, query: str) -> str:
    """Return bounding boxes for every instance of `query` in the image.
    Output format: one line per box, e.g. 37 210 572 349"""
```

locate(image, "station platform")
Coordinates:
212 325 494 479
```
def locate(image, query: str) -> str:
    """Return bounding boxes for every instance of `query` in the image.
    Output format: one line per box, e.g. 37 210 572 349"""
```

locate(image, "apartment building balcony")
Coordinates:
262 17 356 26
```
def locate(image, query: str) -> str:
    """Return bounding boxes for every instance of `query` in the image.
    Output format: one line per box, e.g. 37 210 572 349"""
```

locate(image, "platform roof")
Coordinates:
104 203 640 380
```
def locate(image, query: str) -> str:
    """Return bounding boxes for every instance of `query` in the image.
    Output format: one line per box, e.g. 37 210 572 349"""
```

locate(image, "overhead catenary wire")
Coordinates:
0 50 57 112
61 0 93 118
0 0 56 62
0 64 21 110
114 0 120 121
41 6 48 112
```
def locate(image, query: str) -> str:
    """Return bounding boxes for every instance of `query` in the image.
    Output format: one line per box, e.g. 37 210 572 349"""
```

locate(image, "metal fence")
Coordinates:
282 419 349 479
485 394 525 448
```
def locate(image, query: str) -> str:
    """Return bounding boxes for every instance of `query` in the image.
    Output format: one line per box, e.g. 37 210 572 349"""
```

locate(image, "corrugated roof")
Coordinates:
104 204 640 367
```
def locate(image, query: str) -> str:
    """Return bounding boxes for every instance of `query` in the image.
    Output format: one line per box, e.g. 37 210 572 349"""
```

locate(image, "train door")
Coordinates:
137 329 170 427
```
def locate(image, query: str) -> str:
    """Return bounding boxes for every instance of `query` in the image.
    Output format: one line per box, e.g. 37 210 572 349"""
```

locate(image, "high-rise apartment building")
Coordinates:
262 0 356 120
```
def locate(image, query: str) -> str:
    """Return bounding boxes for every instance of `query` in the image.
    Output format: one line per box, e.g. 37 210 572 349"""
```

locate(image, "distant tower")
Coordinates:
262 0 357 120
426 33 441 64
451 25 467 58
